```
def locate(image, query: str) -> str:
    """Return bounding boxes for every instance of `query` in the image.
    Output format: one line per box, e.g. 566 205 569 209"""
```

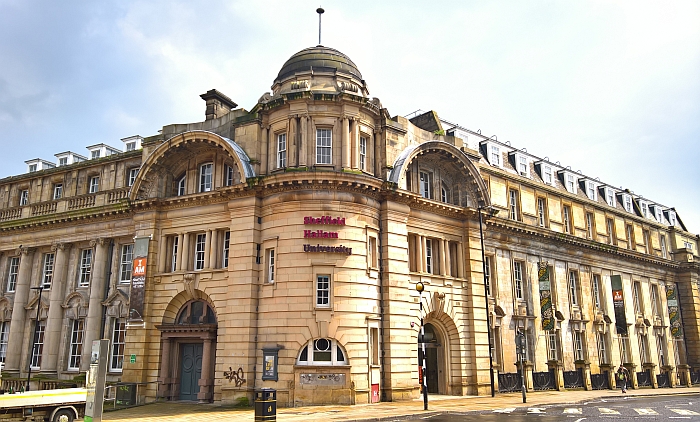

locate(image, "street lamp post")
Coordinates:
478 206 496 397
416 281 428 410
517 328 527 403
26 285 44 392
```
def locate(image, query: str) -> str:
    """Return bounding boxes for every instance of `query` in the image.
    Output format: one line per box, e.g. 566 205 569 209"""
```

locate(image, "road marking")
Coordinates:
564 408 582 414
527 407 546 413
635 408 658 415
493 408 516 413
573 418 586 422
670 409 700 416
599 408 620 415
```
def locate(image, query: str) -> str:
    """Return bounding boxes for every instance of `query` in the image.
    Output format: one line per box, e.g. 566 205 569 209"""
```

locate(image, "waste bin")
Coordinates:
116 383 137 406
254 388 276 421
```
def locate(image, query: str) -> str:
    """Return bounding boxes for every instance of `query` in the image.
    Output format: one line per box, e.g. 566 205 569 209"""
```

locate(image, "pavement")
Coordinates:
101 386 700 421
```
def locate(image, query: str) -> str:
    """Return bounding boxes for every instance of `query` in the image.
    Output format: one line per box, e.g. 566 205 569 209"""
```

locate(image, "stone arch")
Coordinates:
161 289 217 325
129 130 255 201
62 291 88 320
389 141 491 208
423 309 464 396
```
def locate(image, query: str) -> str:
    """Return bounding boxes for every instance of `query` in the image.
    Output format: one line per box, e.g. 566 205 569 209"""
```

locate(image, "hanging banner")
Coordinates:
128 237 150 323
538 262 554 331
610 275 628 335
666 284 683 338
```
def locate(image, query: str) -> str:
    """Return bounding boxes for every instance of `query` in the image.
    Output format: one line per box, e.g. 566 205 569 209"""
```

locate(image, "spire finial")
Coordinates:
316 6 325 46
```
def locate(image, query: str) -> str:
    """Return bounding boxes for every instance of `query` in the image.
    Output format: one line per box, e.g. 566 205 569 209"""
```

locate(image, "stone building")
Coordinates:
0 45 698 406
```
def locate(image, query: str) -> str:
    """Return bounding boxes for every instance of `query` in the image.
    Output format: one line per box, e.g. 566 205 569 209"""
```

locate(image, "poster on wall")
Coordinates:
538 262 554 331
128 237 150 324
610 275 628 335
262 348 279 381
666 284 683 338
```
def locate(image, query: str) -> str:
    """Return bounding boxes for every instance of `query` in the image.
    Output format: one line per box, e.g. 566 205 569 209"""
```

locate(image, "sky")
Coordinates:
1 0 699 232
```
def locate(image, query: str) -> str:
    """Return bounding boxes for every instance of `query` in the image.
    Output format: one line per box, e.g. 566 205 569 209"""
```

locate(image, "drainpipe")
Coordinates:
378 212 386 401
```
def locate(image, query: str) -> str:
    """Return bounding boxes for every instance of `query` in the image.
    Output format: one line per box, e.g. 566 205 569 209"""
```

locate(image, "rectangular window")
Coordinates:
126 141 136 151
199 163 213 192
660 235 668 259
543 165 552 185
639 334 648 363
110 318 126 371
547 331 558 361
224 165 233 186
441 186 448 203
68 319 84 370
597 332 608 364
650 284 659 317
509 189 519 221
641 202 648 218
170 236 179 272
370 327 379 365
29 164 37 172
30 320 46 369
195 233 206 270
89 176 99 193
569 271 579 306
119 244 133 283
684 240 693 250
668 211 677 226
128 168 138 187
419 171 432 199
626 224 635 250
592 274 602 310
78 249 92 287
42 253 55 289
0 321 9 363
606 188 615 207
177 176 186 196
316 128 332 165
566 174 575 193
517 155 528 175
267 248 275 283
368 236 377 269
607 218 616 245
316 275 330 307
633 281 642 315
489 145 501 166
563 205 572 234
586 182 597 200
656 335 666 367
6 256 19 292
624 195 632 212
19 190 29 206
643 230 650 254
91 150 100 159
585 212 594 239
277 133 287 168
573 331 584 361
537 197 547 227
359 136 367 171
53 184 63 200
484 256 492 296
513 261 524 300
620 336 631 363
58 157 68 166
425 239 433 274
222 231 230 268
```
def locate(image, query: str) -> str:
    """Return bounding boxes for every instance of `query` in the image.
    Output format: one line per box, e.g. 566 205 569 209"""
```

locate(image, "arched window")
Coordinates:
176 300 217 325
296 338 347 366
177 175 186 196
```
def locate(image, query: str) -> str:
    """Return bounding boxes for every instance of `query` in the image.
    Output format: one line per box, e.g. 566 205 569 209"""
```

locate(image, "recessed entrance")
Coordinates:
421 323 443 394
179 343 203 401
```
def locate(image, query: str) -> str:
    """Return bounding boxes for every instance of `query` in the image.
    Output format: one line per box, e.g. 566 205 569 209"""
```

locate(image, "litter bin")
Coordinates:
254 388 276 421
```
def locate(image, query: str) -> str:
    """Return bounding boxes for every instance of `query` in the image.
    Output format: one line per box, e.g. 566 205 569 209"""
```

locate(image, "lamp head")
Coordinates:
416 281 424 293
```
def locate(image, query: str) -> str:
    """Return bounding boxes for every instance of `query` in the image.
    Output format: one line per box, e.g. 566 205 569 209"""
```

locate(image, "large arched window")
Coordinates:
296 338 347 366
176 300 217 325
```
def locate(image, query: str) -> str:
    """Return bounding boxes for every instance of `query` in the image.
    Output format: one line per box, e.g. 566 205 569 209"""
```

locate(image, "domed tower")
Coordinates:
255 45 383 175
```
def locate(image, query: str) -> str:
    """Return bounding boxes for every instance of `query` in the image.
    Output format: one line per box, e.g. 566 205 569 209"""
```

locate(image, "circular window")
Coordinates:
315 338 331 351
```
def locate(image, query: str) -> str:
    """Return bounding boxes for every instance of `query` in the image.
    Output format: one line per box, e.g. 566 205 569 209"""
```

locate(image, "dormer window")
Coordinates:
650 205 663 223
666 210 677 227
29 164 37 173
584 181 597 201
604 188 616 207
58 157 67 166
639 201 649 218
489 145 501 167
621 194 633 213
543 165 553 185
91 150 100 159
559 171 577 194
126 142 136 151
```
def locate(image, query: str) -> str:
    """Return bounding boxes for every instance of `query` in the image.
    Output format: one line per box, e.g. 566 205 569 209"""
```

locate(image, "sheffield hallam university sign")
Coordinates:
610 275 628 335
538 262 555 331
128 236 150 323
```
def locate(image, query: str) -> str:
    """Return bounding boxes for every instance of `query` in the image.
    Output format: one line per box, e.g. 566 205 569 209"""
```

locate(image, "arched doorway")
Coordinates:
157 299 217 402
421 323 444 394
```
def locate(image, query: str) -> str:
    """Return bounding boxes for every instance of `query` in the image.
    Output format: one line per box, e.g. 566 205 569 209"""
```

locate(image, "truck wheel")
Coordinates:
53 409 75 422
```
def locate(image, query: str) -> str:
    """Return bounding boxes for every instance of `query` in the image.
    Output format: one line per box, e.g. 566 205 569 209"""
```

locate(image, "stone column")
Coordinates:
158 235 167 273
42 243 72 373
373 131 381 176
350 118 358 169
444 240 452 277
180 233 190 271
203 231 211 270
5 247 35 372
440 239 447 276
158 338 172 398
341 117 350 168
299 116 307 167
81 238 110 371
198 338 213 402
176 233 184 271
457 241 465 279
261 125 269 174
208 230 218 269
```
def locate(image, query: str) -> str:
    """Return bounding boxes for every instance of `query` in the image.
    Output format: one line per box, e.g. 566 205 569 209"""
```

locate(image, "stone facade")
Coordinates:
0 45 698 406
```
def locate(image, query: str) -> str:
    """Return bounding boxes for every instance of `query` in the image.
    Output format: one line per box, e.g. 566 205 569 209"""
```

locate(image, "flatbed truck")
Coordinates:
0 387 86 422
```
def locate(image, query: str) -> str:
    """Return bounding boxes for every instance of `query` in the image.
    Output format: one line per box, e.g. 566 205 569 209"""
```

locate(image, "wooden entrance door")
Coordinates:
179 343 203 401
426 347 439 394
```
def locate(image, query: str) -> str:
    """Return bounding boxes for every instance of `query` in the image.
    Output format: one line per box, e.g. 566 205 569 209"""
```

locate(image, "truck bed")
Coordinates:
0 388 87 409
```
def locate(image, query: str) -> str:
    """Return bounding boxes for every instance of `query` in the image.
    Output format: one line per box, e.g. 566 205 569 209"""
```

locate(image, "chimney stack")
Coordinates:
200 89 238 121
